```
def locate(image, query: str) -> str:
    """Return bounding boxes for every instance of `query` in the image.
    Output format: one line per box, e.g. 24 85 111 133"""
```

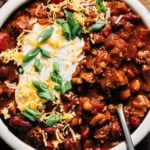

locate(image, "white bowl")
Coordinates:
0 0 149 150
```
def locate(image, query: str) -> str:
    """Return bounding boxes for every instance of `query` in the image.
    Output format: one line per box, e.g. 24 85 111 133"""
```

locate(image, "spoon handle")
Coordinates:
0 0 30 29
117 104 135 150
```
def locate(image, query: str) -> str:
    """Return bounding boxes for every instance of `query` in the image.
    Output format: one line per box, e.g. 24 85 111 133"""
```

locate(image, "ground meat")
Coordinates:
100 68 128 90
0 31 15 52
142 65 150 84
0 99 16 116
108 2 129 16
11 15 32 34
27 127 44 147
26 2 47 18
94 125 110 142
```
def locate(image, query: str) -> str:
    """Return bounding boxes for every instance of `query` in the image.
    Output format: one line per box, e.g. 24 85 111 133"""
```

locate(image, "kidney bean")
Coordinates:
93 147 105 150
51 0 64 4
81 126 90 139
44 127 55 134
47 141 54 148
0 66 9 81
84 139 93 149
129 116 141 128
8 68 19 82
63 138 73 150
9 115 32 131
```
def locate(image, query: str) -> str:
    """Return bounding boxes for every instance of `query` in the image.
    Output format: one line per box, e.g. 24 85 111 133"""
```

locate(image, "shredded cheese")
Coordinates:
0 48 23 65
15 81 46 112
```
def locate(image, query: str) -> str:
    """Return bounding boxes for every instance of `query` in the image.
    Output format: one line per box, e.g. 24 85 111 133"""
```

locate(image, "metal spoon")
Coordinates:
117 104 135 150
0 0 30 29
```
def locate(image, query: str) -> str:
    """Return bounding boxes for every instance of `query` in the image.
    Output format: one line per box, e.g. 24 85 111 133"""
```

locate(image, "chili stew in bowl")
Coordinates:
0 0 150 149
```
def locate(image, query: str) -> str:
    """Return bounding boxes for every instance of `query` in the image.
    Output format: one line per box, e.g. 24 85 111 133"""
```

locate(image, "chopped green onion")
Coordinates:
53 62 60 74
77 29 82 39
18 66 24 74
99 4 107 13
54 85 61 91
72 24 81 39
32 81 53 101
66 11 76 29
50 72 62 85
22 108 41 122
45 114 61 126
34 58 43 72
38 91 53 101
61 81 72 94
56 19 66 25
23 48 40 63
96 0 107 13
40 49 51 58
62 23 71 40
89 21 106 32
66 11 82 39
32 81 48 91
37 26 54 43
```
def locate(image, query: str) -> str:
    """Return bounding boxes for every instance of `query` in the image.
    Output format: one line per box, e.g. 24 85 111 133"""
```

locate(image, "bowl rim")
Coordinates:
0 0 150 150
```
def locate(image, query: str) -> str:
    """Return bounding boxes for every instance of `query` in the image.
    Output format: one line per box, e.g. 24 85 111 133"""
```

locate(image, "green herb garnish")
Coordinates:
53 62 60 73
34 58 43 72
56 19 66 25
37 26 54 43
23 48 40 63
45 114 61 126
61 81 72 94
96 0 107 13
32 81 53 101
40 49 51 58
22 108 41 122
66 11 82 39
50 72 62 85
89 21 106 32
62 22 72 40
